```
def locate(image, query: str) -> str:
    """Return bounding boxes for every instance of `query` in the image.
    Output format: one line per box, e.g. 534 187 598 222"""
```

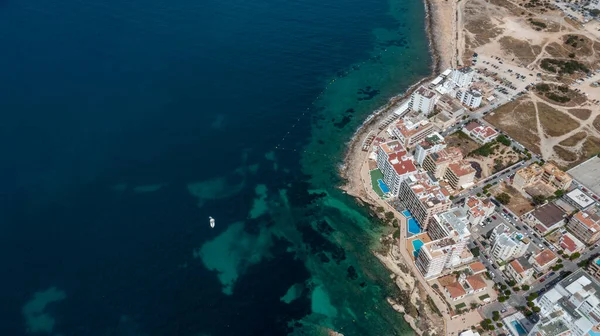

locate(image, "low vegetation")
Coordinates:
540 58 589 75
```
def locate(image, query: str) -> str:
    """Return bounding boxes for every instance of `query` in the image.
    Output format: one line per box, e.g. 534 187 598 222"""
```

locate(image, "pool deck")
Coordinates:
406 232 432 261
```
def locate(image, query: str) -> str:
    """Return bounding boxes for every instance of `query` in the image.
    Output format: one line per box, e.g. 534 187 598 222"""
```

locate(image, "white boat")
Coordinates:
209 216 215 228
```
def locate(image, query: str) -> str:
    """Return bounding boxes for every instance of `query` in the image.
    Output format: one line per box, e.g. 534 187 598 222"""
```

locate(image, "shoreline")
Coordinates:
337 0 457 333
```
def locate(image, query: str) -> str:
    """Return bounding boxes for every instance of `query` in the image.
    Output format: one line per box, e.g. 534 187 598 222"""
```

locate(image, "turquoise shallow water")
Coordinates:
0 0 430 334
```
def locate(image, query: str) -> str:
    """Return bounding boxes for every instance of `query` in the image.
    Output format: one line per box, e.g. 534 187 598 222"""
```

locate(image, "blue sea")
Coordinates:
0 0 431 335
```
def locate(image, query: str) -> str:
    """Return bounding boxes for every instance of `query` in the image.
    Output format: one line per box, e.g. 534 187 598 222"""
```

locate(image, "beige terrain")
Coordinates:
460 0 600 167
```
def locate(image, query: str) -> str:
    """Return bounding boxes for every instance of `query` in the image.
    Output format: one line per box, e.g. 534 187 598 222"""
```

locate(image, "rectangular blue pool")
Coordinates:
377 179 390 194
402 210 411 217
511 321 527 336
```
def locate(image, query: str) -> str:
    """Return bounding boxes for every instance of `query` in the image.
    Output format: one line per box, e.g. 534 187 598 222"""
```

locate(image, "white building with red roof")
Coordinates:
559 232 585 254
391 113 435 148
506 257 534 284
463 121 499 144
529 249 558 273
461 196 495 226
376 140 417 196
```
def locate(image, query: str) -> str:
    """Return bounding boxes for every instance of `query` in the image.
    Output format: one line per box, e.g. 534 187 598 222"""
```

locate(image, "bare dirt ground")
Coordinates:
486 89 600 168
493 181 535 215
463 0 600 168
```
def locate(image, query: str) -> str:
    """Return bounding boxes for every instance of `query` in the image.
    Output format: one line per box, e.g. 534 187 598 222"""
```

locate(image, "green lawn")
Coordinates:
455 302 467 309
369 169 385 197
479 294 490 301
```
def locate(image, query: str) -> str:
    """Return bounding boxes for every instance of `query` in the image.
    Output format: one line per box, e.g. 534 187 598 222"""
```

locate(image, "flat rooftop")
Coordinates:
568 156 600 196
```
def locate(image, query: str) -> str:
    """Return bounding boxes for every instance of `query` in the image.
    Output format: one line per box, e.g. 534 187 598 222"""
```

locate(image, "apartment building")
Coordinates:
450 67 474 88
422 147 463 179
513 163 573 192
456 89 483 109
490 224 530 261
529 249 558 273
409 86 438 115
587 257 600 280
392 113 435 149
559 232 585 254
436 94 465 118
463 121 498 144
461 196 495 226
427 208 471 267
567 204 600 245
563 188 596 211
414 133 446 165
541 163 573 191
529 270 600 336
506 257 535 284
444 160 476 190
523 202 566 234
376 140 418 196
398 172 452 230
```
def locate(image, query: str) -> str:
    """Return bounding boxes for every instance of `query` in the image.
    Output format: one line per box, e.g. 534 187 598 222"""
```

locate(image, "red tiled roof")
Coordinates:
445 281 467 298
510 260 525 274
534 249 557 267
465 275 487 291
560 235 578 253
469 261 486 273
388 153 417 176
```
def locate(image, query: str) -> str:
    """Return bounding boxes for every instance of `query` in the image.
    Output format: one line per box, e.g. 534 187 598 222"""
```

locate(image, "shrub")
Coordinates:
536 83 550 92
496 193 511 205
497 134 512 146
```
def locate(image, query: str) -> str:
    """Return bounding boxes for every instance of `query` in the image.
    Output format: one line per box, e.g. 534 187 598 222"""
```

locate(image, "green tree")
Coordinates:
497 134 512 146
570 252 581 260
522 285 530 291
533 306 541 313
527 301 535 307
554 189 565 198
496 193 511 205
385 211 395 221
505 290 512 295
532 194 547 205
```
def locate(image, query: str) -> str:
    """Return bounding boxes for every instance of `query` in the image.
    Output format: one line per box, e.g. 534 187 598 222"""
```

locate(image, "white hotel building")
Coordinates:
376 140 417 196
409 86 438 115
416 208 472 278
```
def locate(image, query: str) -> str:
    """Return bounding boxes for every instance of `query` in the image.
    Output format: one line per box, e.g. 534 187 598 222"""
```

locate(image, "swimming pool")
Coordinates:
377 179 390 194
408 218 421 234
589 330 600 336
511 321 527 336
595 258 600 266
412 239 424 258
401 210 421 234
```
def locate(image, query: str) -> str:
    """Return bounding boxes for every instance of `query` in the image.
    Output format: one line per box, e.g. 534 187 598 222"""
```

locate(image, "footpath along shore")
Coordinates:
338 0 470 334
